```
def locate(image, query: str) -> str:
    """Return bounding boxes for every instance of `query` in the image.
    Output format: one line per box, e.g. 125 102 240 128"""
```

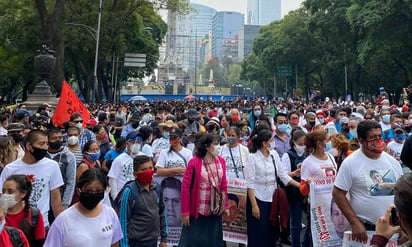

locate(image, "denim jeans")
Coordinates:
289 201 303 247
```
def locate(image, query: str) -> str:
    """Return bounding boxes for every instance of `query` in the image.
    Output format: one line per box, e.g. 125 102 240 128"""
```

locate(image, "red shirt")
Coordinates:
0 227 30 247
6 207 46 241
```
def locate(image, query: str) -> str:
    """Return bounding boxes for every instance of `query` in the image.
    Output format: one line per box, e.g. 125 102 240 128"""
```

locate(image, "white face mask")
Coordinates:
329 148 339 157
67 136 79 145
75 122 83 130
2 194 18 208
295 144 306 157
212 145 221 156
129 143 141 158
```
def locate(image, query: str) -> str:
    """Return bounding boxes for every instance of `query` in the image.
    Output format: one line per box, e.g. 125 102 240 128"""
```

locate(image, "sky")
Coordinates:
191 0 304 18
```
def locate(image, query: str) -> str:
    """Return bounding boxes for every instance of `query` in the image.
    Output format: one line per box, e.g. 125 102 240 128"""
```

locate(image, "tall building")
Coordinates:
247 0 281 25
190 3 216 69
238 25 261 60
211 11 244 60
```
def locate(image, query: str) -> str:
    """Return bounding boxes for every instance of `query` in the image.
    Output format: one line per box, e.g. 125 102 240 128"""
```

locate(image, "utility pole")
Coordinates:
92 0 103 102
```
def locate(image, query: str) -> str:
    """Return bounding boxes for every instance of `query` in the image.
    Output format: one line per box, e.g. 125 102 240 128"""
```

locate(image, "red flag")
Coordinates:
52 81 90 128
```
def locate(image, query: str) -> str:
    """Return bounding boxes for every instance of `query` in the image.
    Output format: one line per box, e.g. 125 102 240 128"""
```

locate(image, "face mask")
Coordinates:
308 121 316 127
324 141 332 152
394 134 407 143
329 148 339 157
75 122 83 130
277 124 291 134
212 145 221 156
295 144 306 156
409 119 412 125
290 119 299 126
87 151 101 161
79 191 104 210
232 115 240 122
31 146 48 161
0 220 4 234
136 169 154 184
2 194 18 208
67 136 79 145
350 129 358 139
11 134 23 143
227 137 238 145
131 123 139 128
48 140 62 150
163 131 170 139
129 143 141 158
366 139 385 154
254 110 261 117
382 114 391 123
318 118 324 125
170 138 180 146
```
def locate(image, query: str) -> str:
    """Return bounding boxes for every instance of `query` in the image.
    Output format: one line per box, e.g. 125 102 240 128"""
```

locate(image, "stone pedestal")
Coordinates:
23 81 58 111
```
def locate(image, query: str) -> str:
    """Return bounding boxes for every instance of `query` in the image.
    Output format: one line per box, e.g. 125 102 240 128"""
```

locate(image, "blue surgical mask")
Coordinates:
87 151 101 161
318 118 325 125
394 133 406 143
382 114 391 123
350 129 358 139
277 124 291 134
324 141 332 152
254 110 261 117
163 131 170 139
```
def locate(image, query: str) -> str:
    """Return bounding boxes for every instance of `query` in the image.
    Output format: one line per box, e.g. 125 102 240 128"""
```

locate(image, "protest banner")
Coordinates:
153 175 182 246
310 176 348 247
342 231 398 247
223 177 248 244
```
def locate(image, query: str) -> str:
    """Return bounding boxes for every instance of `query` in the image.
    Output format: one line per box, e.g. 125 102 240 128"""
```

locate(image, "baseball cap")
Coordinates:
170 127 183 137
86 118 98 126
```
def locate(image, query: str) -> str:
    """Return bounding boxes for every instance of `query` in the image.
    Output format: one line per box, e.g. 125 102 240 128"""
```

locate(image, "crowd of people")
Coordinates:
0 90 411 246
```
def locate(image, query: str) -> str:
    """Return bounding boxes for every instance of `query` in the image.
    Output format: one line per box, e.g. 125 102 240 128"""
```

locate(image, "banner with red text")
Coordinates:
52 81 90 128
310 176 348 247
223 178 247 245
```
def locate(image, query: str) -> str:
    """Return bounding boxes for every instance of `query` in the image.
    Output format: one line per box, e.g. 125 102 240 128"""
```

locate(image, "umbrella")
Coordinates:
185 94 195 100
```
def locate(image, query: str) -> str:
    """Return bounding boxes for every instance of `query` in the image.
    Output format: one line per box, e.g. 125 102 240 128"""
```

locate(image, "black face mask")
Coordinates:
308 121 316 127
11 134 23 143
48 140 62 150
31 146 48 161
131 123 139 128
79 191 104 210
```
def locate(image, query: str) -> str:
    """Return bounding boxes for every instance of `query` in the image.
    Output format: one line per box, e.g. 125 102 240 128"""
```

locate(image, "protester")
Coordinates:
273 113 292 157
76 140 101 181
179 133 229 247
333 120 403 243
92 125 111 162
3 174 45 246
65 113 96 150
118 155 167 247
44 169 123 247
65 126 83 165
7 123 25 159
0 196 30 247
245 129 300 247
0 136 17 175
102 136 127 173
0 129 63 230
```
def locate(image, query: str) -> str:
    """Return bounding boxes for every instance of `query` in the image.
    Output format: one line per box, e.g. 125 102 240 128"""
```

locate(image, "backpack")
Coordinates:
114 180 161 215
6 226 23 247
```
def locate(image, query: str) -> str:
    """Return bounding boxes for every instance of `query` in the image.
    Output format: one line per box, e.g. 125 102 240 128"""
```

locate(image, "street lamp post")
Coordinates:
92 0 103 102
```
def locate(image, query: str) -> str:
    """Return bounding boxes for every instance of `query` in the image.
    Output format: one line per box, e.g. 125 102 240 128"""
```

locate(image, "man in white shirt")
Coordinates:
0 129 63 229
108 131 145 199
333 120 403 243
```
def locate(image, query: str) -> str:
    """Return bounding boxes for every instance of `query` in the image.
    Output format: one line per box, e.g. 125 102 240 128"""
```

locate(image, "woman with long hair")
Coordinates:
329 133 351 171
179 133 229 247
245 129 300 247
0 136 17 174
92 125 111 163
3 174 45 246
281 128 307 247
45 169 122 247
77 141 101 181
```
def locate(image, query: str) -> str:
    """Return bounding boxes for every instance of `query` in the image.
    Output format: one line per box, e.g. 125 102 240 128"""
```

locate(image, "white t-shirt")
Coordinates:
155 147 192 168
0 158 64 227
107 153 135 197
334 149 403 224
220 144 248 179
152 137 170 159
301 154 337 180
141 144 153 158
386 141 404 163
44 204 123 247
